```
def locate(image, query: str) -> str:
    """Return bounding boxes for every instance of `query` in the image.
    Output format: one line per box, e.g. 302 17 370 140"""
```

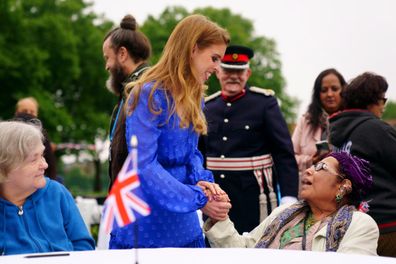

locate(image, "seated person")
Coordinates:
0 121 95 255
204 152 379 255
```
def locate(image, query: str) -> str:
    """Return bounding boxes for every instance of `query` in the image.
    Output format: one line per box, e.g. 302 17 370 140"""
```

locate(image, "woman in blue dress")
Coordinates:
109 14 232 248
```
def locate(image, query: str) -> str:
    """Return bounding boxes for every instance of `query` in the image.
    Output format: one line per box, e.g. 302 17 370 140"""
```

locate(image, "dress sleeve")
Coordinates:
204 204 286 247
187 147 214 184
125 86 208 213
187 99 213 183
60 185 95 251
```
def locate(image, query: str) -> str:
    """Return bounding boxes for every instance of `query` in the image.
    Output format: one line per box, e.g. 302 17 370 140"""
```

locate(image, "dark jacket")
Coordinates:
108 63 149 189
329 110 396 234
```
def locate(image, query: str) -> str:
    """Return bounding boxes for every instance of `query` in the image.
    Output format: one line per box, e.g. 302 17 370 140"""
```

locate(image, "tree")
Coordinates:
0 3 298 145
141 6 298 123
0 0 115 143
383 100 396 120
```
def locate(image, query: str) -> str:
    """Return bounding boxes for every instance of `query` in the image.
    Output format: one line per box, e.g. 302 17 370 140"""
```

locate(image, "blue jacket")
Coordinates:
0 178 95 255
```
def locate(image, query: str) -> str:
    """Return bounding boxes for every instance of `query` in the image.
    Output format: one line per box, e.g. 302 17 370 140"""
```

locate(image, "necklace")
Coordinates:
302 211 317 250
304 212 317 231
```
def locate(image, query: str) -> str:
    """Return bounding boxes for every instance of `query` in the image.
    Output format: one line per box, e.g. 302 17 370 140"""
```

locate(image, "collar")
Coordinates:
329 109 372 120
120 62 150 99
127 62 150 82
221 89 246 102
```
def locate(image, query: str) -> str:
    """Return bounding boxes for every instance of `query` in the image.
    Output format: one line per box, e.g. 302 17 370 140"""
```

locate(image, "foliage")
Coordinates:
140 6 298 123
0 2 302 199
383 100 396 120
0 0 115 143
1 3 298 145
59 158 109 197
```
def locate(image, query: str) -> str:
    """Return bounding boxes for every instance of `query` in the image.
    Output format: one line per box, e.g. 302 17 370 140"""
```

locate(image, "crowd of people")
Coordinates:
0 13 395 259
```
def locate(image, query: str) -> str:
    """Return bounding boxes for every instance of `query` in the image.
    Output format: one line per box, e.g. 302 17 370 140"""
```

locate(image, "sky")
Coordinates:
88 0 396 117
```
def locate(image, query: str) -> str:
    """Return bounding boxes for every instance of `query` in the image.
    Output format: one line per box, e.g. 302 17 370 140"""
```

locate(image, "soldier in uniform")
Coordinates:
201 45 298 233
102 14 151 189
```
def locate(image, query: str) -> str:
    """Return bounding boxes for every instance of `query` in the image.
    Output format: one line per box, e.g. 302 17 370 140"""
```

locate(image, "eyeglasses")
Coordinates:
380 97 388 104
314 162 345 180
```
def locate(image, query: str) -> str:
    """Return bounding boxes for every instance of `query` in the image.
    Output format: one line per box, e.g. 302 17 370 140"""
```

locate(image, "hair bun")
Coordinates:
120 14 137 31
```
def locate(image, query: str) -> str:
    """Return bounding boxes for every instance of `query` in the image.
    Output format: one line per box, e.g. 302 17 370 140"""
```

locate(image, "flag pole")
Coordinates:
131 135 139 264
134 223 139 264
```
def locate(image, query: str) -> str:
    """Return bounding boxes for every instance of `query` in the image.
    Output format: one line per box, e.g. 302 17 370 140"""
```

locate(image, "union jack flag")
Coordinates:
101 140 151 234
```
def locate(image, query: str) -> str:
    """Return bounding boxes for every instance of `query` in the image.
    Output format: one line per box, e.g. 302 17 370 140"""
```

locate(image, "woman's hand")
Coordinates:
197 181 230 202
201 199 232 221
197 181 223 195
198 181 232 223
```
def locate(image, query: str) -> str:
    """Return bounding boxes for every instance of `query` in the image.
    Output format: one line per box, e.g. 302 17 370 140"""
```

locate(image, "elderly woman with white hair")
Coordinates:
0 121 95 255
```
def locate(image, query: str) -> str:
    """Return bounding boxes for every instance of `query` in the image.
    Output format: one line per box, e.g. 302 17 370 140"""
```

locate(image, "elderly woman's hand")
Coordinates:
201 199 232 222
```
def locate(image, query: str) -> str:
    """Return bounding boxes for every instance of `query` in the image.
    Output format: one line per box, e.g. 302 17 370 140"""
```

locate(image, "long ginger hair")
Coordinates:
125 14 229 134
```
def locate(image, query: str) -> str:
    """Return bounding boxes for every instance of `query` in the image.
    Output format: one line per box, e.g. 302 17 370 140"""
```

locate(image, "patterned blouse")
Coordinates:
109 82 213 248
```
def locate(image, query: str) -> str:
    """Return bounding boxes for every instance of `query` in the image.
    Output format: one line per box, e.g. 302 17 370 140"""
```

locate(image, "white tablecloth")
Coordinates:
2 248 395 264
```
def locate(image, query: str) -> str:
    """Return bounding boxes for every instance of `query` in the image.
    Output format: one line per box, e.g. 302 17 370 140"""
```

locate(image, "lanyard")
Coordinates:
109 99 124 142
302 215 309 250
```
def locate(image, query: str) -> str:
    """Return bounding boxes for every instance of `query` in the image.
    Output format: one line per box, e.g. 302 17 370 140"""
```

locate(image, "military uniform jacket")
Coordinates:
200 87 298 233
201 86 298 232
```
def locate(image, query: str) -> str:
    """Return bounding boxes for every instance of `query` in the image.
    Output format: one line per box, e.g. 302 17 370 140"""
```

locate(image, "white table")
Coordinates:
1 248 395 264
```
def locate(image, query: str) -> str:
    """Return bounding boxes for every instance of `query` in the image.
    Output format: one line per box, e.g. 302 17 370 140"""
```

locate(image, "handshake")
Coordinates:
197 181 232 223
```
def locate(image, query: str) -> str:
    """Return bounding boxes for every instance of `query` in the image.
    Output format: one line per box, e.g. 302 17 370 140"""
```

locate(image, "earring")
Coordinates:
335 193 343 203
335 186 345 203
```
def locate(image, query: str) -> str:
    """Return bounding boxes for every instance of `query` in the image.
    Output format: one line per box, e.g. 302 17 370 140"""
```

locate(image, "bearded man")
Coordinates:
102 14 151 188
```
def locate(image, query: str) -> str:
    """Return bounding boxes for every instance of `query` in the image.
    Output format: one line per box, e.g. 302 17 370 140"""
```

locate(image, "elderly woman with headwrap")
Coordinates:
204 152 379 255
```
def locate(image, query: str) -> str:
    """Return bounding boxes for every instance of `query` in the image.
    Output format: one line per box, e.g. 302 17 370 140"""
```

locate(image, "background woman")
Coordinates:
109 14 231 248
0 121 94 255
204 152 379 255
292 68 346 176
329 72 396 257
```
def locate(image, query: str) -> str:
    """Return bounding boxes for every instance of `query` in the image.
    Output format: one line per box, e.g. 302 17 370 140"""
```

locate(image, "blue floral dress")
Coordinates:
109 82 213 248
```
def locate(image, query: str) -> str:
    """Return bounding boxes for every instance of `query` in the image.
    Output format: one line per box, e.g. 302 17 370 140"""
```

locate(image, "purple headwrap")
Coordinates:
328 152 373 202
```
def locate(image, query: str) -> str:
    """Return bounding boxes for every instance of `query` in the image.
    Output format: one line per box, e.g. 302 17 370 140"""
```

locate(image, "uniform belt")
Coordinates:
206 154 273 171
